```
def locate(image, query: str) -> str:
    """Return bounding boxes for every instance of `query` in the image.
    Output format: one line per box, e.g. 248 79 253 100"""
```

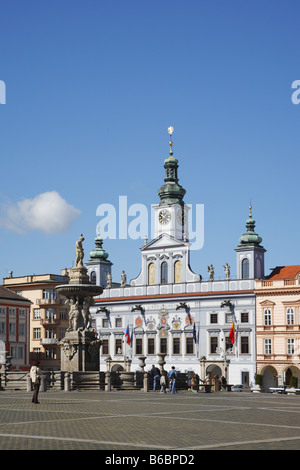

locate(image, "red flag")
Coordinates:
229 320 235 344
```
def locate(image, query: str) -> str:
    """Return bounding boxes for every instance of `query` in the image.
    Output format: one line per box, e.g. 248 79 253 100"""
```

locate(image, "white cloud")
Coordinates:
0 191 81 235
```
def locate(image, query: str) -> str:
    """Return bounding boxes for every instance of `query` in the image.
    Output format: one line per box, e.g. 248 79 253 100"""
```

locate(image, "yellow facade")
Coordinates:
3 272 69 370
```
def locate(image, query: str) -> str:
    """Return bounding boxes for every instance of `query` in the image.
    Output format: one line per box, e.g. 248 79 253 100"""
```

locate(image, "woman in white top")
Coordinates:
30 361 42 404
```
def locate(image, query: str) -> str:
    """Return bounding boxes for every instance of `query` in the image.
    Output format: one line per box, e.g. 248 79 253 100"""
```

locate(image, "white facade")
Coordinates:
88 145 264 387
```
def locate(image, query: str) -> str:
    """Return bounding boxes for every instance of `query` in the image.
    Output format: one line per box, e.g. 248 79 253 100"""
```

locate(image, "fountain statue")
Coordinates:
56 235 103 372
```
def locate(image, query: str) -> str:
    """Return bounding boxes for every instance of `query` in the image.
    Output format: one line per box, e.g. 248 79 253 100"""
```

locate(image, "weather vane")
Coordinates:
168 126 174 155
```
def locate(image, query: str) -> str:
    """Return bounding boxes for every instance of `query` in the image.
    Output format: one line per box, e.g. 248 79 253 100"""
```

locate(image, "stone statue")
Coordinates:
121 270 127 287
223 263 231 280
66 297 80 331
106 272 112 288
82 296 93 330
208 264 214 281
75 234 85 267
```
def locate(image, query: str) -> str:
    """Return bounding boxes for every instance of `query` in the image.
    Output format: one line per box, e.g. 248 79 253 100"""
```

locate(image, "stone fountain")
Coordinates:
56 235 103 372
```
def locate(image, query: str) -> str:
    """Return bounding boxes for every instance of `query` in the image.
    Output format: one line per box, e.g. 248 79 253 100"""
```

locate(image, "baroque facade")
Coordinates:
88 135 266 387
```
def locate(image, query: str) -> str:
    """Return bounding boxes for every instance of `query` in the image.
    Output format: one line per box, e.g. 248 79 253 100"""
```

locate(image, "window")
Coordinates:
287 338 295 355
0 322 6 335
60 328 66 339
115 339 123 355
19 323 25 336
160 337 167 354
226 313 233 323
173 337 180 354
210 336 218 354
210 313 218 324
102 339 109 355
9 308 16 315
33 309 41 320
147 337 155 355
42 289 57 300
45 328 55 339
225 337 232 351
148 263 155 285
33 328 41 340
135 338 143 355
46 348 55 359
59 308 67 320
241 312 249 323
90 271 96 285
102 318 109 328
174 260 181 283
33 348 40 359
115 318 122 328
264 309 271 326
241 336 249 354
161 262 168 284
9 323 16 335
46 308 56 321
287 308 295 325
241 258 249 279
186 337 194 354
264 338 272 355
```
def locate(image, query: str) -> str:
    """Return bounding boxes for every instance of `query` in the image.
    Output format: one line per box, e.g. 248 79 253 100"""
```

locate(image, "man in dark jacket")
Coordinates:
151 365 161 391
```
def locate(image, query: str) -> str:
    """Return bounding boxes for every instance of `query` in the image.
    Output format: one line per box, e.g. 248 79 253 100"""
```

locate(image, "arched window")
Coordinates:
148 263 155 285
241 258 249 279
161 261 168 284
174 260 181 283
90 271 96 285
287 307 294 325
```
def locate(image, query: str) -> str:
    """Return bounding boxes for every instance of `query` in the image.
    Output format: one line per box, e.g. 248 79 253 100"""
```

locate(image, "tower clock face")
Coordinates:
177 209 186 225
159 209 171 224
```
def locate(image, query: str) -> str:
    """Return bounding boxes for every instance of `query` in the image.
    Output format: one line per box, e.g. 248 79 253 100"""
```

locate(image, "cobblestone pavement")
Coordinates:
0 390 300 454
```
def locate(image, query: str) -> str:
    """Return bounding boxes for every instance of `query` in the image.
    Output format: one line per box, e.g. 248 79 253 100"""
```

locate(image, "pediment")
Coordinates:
141 233 188 251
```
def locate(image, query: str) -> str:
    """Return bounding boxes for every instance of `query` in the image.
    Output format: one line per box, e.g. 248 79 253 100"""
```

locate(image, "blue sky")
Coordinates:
0 0 299 283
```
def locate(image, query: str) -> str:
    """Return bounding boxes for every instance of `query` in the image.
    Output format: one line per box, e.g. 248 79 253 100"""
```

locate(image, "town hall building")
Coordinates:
87 131 266 388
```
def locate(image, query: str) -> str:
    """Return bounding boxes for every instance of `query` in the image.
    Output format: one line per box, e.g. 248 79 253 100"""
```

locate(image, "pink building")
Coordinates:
0 285 32 370
255 265 300 390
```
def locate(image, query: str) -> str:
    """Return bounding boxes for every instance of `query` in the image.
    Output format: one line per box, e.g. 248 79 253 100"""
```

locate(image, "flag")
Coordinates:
229 320 235 344
125 325 131 346
193 321 198 344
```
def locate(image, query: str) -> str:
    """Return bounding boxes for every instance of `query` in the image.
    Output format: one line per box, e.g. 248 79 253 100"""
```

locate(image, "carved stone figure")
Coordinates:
75 234 85 267
82 296 93 330
223 263 231 280
61 338 77 360
121 270 127 287
106 272 112 288
208 264 214 281
66 297 80 331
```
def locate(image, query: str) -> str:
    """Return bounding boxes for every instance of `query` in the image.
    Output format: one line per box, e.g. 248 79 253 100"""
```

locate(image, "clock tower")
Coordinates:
131 127 200 287
154 127 189 240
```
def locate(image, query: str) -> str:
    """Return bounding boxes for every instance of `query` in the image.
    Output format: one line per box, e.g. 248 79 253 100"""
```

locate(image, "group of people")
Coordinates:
151 364 178 394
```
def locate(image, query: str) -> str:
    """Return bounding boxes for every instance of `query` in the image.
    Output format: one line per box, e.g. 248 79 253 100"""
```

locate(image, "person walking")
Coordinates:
30 361 42 404
160 371 167 393
168 366 178 394
151 364 161 391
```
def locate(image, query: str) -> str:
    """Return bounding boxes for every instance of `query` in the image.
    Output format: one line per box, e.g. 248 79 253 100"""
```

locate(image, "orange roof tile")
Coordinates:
267 265 300 280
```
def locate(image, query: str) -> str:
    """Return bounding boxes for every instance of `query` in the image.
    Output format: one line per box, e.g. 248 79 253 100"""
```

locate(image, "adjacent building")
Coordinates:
3 272 70 370
0 284 31 370
255 265 300 390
